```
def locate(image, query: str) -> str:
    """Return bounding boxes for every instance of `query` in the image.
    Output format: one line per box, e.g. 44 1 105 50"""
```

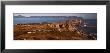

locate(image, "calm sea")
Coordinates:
14 17 67 25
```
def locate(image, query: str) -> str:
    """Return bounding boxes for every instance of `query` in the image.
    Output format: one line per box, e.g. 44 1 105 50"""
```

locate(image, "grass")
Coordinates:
14 28 96 40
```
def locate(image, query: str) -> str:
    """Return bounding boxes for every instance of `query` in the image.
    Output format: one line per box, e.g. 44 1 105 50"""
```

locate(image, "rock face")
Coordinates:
15 18 83 32
45 19 83 32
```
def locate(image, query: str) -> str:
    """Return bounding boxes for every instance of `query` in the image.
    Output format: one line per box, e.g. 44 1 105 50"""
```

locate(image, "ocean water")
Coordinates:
76 19 97 34
14 17 67 25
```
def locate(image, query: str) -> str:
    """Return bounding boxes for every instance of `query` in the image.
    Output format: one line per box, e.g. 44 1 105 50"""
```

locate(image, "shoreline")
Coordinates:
14 19 97 40
14 25 96 40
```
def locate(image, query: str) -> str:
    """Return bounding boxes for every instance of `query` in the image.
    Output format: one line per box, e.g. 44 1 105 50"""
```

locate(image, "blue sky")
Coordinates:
14 13 97 19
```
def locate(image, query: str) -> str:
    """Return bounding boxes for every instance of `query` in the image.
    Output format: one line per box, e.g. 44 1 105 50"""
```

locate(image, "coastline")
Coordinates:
14 20 97 40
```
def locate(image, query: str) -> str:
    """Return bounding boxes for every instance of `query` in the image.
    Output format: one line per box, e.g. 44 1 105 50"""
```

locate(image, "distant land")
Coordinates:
14 15 82 18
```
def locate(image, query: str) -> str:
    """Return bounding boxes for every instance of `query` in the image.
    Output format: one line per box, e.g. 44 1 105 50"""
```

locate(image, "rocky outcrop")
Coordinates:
45 19 83 32
15 18 83 32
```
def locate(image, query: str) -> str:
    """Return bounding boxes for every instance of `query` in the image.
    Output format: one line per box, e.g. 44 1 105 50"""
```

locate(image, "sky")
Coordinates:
14 13 97 19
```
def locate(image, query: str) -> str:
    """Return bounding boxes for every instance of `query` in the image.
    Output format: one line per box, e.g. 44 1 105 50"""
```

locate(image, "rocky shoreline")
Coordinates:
14 19 97 40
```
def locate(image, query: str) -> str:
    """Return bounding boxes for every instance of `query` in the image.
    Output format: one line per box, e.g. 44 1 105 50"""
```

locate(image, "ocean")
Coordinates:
14 17 67 25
